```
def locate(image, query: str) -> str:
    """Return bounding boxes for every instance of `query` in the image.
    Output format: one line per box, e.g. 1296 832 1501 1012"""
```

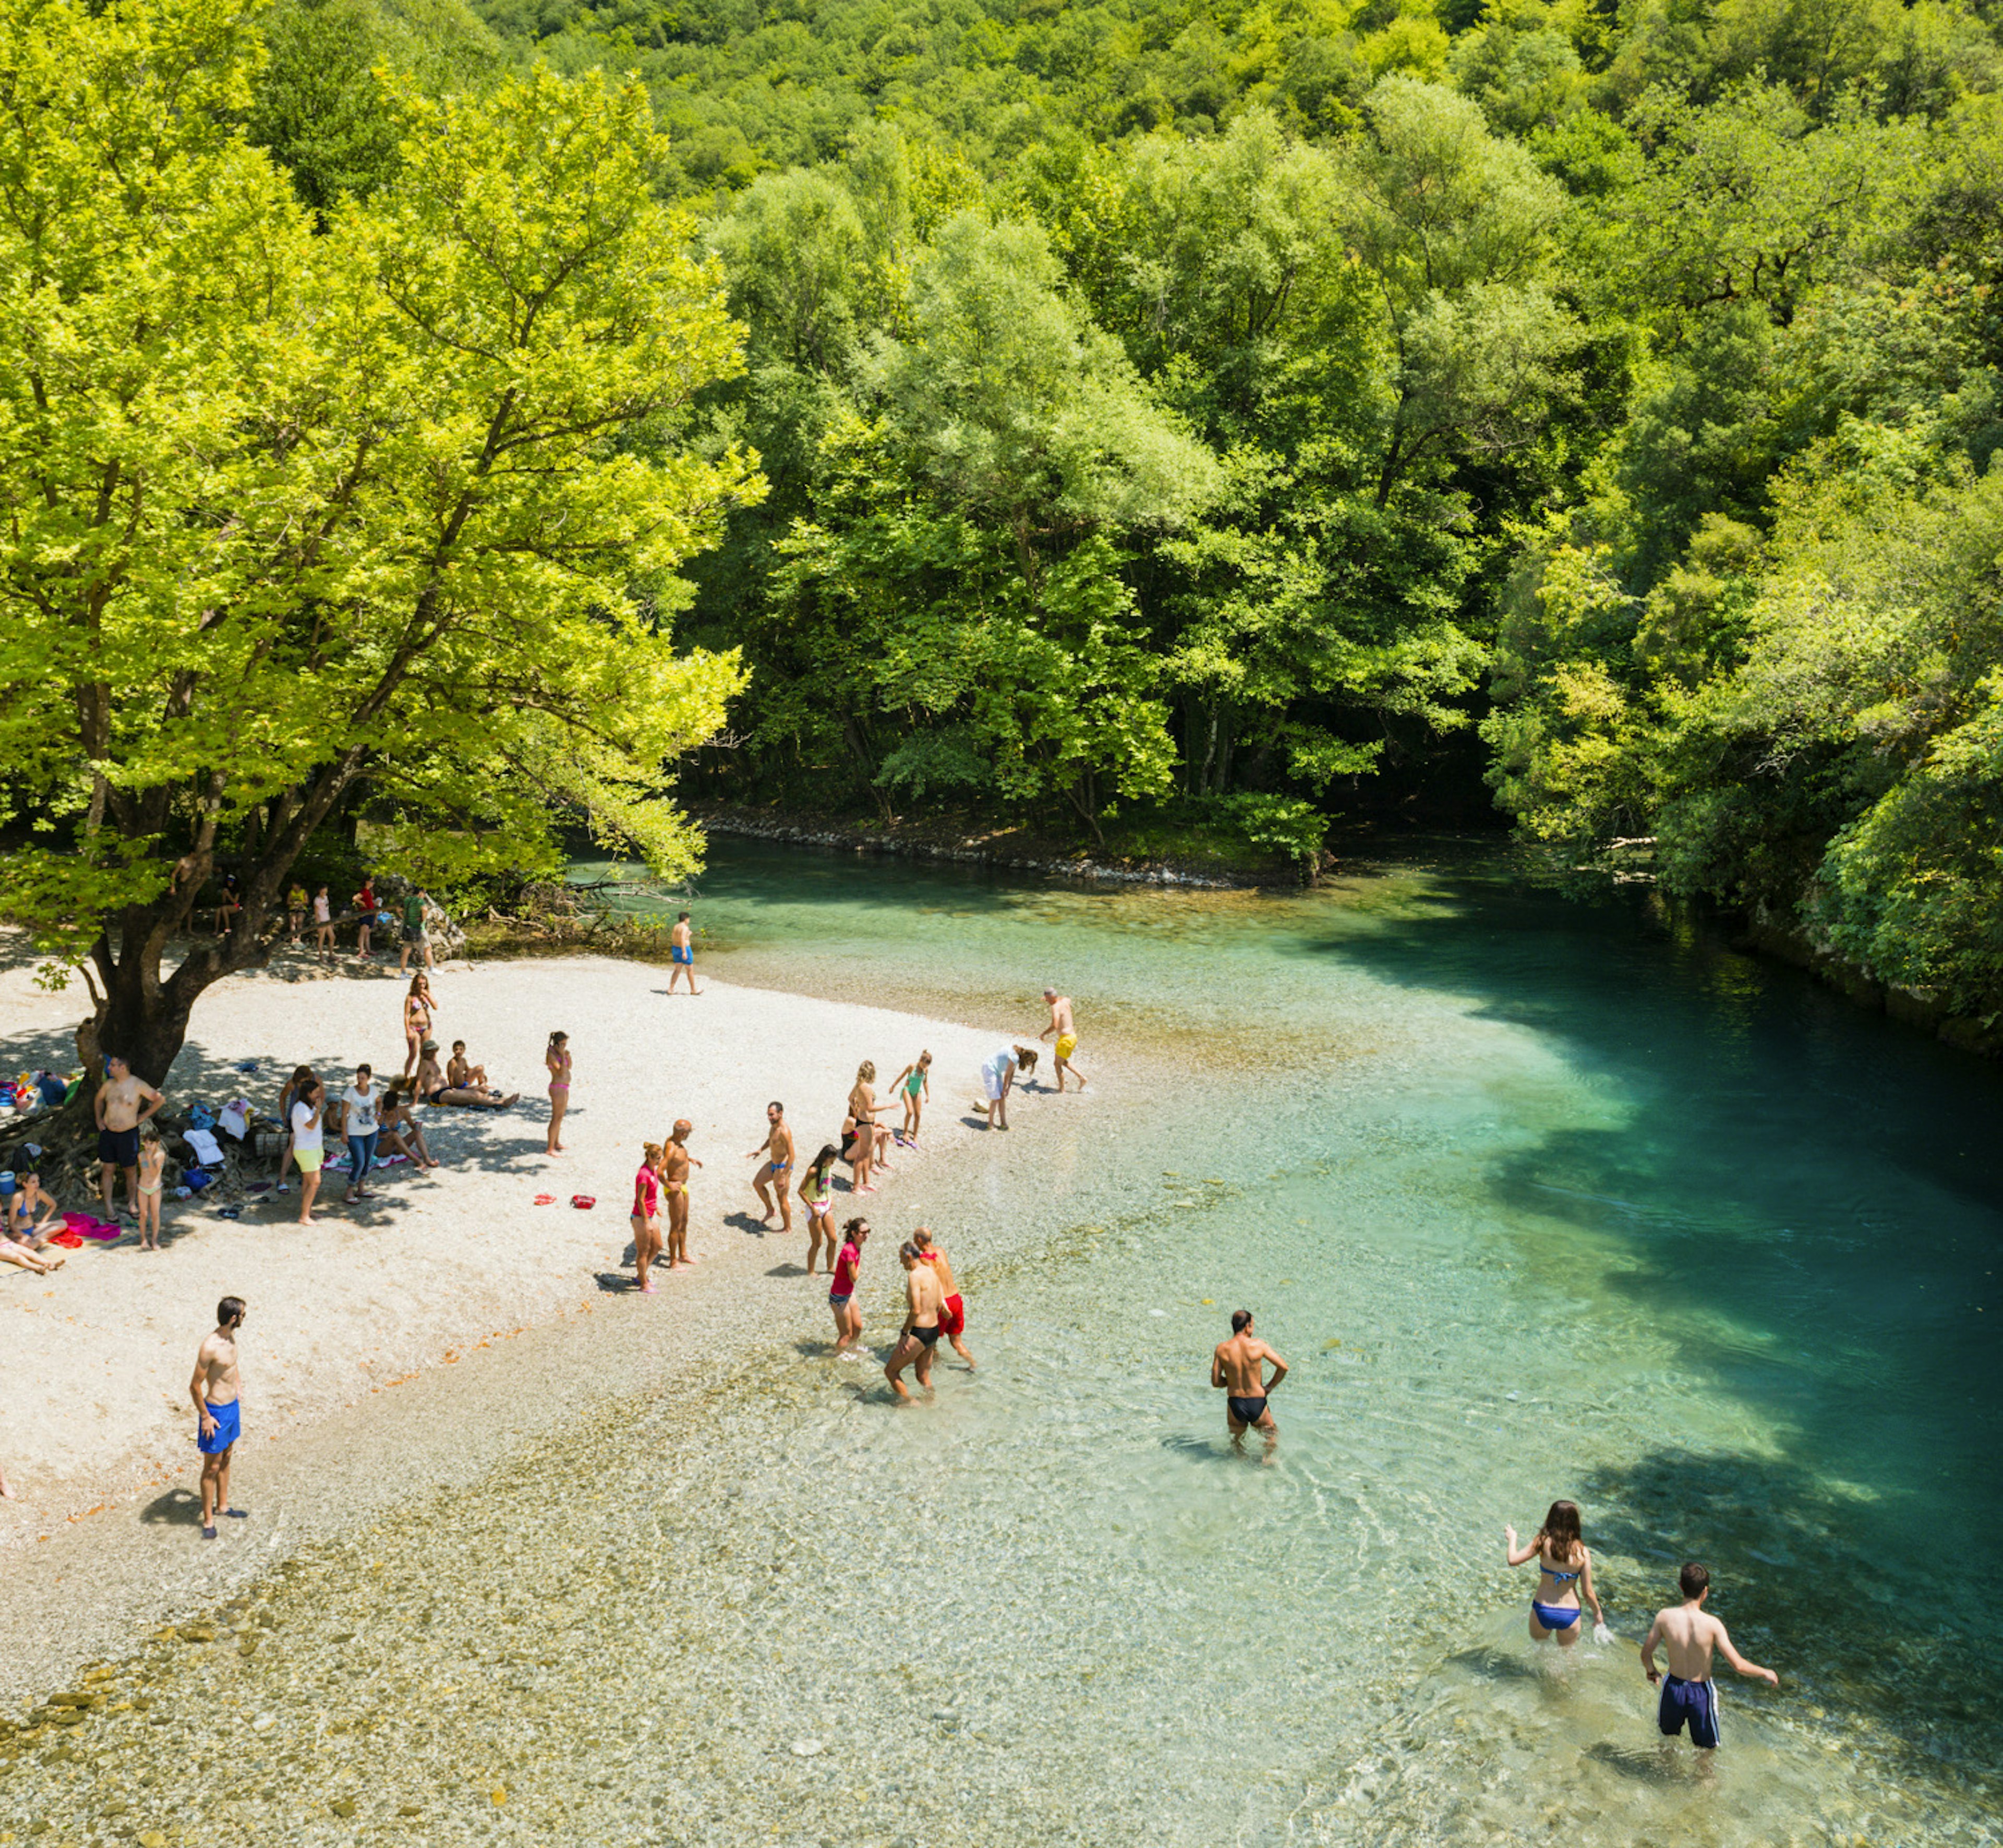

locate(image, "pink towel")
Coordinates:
62 1212 123 1241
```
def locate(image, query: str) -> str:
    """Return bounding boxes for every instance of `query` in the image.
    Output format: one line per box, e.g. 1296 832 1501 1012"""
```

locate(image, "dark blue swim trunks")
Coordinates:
1658 1674 1720 1748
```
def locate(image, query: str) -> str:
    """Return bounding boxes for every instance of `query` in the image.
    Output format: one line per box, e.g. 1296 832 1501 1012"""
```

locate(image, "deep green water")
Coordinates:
6 839 1998 1845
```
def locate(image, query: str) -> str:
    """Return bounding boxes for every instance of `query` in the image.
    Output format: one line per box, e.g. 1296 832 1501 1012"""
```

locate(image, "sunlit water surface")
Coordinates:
5 840 1999 1846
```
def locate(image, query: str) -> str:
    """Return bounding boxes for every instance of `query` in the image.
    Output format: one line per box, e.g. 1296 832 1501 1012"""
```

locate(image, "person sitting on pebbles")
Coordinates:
376 1086 441 1168
5 1171 64 1247
413 1040 517 1110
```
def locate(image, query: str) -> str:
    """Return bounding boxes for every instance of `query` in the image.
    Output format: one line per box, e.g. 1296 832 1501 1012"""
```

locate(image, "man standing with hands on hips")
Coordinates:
190 1297 248 1540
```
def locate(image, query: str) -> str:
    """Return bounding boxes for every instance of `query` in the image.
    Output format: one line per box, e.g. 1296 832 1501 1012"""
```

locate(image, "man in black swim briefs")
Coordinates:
1211 1309 1287 1446
886 1241 945 1401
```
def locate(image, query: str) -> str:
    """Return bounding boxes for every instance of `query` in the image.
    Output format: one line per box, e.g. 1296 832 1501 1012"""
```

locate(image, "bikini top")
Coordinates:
1541 1552 1581 1584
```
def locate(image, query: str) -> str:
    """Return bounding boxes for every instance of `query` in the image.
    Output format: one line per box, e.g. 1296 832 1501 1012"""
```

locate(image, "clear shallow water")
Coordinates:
6 841 2000 1845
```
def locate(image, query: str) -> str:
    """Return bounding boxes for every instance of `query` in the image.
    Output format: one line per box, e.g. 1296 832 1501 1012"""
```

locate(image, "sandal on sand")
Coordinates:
570 1194 596 1210
533 1193 556 1205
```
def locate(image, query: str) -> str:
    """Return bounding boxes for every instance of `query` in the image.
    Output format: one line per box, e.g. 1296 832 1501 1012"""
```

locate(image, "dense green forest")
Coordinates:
12 0 2002 1026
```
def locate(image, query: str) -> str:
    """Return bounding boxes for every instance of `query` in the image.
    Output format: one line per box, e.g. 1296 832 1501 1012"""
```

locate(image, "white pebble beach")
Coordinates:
0 942 1016 1539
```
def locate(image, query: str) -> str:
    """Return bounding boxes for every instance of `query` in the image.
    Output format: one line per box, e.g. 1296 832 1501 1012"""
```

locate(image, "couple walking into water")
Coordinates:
819 1217 974 1398
1504 1499 1780 1754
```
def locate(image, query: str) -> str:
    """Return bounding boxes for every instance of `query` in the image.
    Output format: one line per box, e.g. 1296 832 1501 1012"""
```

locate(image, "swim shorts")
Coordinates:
401 924 426 946
293 1146 323 1173
98 1126 140 1167
1055 1033 1077 1062
198 1397 242 1455
938 1293 966 1337
1658 1675 1721 1749
671 945 693 964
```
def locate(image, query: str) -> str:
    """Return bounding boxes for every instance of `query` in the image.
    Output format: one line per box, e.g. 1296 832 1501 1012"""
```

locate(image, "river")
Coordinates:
5 838 1998 1845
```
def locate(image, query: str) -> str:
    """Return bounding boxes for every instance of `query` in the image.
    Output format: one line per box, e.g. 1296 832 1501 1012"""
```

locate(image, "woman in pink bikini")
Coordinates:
545 1031 572 1155
631 1142 663 1294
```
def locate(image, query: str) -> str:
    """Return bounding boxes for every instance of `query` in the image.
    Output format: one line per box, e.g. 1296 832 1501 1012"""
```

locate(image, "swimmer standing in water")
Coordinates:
828 1217 868 1352
1504 1499 1609 1646
885 1241 946 1400
912 1226 973 1369
1642 1562 1779 1753
1211 1310 1286 1446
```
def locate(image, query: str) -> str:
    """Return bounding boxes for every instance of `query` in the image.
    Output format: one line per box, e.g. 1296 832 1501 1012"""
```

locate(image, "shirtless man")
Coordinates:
667 911 701 996
95 1053 164 1219
885 1241 946 1400
189 1297 249 1540
747 1101 795 1232
1211 1310 1287 1446
661 1119 702 1270
912 1226 974 1369
1642 1562 1780 1752
1040 988 1087 1092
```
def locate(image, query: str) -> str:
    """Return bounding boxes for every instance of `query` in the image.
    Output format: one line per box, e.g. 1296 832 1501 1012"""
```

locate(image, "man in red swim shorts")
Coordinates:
911 1226 973 1370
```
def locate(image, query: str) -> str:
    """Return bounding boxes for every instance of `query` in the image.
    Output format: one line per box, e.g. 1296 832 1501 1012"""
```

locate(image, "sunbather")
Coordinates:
412 1042 517 1109
0 1226 63 1274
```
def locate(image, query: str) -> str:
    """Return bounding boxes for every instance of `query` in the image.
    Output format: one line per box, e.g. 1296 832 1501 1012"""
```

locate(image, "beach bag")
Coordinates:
182 1166 212 1193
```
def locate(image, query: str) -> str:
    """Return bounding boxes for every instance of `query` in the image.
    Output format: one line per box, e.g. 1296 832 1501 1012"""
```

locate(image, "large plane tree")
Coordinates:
0 0 762 1084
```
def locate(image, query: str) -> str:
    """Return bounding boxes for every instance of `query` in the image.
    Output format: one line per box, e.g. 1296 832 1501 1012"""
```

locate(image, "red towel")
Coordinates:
46 1228 84 1249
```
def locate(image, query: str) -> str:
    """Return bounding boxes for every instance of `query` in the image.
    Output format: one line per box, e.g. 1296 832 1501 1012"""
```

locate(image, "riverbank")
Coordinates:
0 943 1033 1550
687 799 1286 887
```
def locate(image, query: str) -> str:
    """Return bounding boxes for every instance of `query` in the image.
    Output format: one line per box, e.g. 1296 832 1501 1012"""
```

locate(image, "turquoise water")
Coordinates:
7 839 1999 1844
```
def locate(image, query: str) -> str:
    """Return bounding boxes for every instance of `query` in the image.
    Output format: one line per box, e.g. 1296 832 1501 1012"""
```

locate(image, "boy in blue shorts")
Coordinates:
1642 1561 1779 1750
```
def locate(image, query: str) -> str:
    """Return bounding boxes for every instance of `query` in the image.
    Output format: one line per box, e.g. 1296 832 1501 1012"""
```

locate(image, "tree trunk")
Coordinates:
83 944 203 1091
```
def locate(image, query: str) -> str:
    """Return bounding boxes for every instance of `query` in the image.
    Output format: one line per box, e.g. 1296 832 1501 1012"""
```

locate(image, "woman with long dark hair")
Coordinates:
1504 1499 1608 1646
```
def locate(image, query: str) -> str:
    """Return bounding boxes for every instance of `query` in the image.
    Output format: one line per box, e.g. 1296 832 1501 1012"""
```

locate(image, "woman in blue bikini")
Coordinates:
1504 1499 1607 1646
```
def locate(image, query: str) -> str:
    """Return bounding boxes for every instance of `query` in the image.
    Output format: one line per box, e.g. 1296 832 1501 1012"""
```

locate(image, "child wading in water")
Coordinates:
891 1052 931 1146
1642 1561 1779 1752
546 1031 572 1154
1504 1498 1610 1646
136 1125 165 1250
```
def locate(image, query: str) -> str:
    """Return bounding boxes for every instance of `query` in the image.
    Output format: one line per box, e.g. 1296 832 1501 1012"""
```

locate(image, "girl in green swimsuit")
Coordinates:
798 1143 840 1275
891 1052 932 1146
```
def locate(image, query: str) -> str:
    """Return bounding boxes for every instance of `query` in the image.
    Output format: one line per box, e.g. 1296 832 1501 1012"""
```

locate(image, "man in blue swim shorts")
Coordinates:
1642 1561 1780 1751
668 910 701 995
189 1297 249 1541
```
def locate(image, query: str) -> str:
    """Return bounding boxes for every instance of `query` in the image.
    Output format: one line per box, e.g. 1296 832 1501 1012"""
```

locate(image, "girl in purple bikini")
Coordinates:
1504 1499 1609 1646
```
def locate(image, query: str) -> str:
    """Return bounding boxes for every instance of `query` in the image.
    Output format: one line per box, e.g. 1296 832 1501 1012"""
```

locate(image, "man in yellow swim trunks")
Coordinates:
1040 988 1087 1093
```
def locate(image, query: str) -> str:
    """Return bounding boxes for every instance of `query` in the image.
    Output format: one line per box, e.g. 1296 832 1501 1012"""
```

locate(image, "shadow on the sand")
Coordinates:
138 1487 206 1527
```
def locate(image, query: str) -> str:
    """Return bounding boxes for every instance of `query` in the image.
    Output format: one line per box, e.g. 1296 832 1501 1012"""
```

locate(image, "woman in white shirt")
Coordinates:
291 1077 326 1226
337 1063 380 1204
